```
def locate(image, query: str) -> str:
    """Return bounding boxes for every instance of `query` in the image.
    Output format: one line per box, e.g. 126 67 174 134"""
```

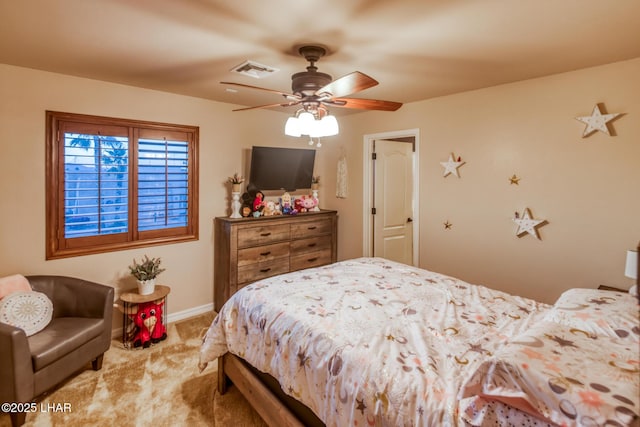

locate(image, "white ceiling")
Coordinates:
1 0 639 116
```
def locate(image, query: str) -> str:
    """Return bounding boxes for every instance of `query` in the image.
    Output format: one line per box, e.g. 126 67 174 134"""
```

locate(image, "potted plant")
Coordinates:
129 255 166 295
228 172 245 193
311 175 320 190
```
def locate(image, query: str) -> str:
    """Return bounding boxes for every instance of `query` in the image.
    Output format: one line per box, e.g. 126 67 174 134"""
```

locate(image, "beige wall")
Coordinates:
322 58 640 303
0 64 329 327
1 57 638 324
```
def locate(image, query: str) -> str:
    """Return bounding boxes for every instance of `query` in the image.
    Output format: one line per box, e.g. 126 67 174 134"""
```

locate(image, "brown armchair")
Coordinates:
0 276 114 427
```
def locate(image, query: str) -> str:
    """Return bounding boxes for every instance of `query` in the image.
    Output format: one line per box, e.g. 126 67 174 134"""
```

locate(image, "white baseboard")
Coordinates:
111 302 215 340
167 302 215 323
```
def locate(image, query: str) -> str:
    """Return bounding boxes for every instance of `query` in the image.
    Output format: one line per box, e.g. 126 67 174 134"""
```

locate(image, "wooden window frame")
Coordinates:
46 111 199 259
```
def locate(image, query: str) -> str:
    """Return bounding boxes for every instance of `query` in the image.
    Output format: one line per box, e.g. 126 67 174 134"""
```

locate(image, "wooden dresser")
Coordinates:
214 210 337 311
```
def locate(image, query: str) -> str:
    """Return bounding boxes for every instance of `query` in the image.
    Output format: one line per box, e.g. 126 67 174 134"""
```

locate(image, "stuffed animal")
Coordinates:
262 200 276 216
294 195 318 213
303 195 318 211
253 191 265 213
130 301 167 348
281 192 293 214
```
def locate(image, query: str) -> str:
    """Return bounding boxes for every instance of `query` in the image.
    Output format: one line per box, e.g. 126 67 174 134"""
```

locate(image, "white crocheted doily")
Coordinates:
0 291 53 336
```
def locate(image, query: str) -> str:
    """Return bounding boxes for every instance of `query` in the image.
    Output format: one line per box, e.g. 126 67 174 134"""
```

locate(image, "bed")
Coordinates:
199 257 639 426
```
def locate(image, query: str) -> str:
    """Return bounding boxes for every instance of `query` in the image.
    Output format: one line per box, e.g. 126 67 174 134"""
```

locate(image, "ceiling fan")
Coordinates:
221 45 403 114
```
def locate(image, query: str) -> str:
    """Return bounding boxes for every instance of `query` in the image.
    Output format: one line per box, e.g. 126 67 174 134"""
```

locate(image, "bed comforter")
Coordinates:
199 257 639 426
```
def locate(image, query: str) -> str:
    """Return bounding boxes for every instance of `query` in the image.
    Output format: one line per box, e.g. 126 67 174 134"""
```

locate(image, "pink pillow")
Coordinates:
0 275 32 300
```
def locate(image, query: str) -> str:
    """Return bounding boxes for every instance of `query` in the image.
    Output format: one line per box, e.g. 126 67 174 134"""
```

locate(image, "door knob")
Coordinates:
407 218 413 223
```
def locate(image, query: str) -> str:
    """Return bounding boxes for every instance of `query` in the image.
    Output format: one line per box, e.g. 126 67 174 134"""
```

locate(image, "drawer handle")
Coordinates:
260 232 271 237
307 257 318 263
260 251 271 256
307 243 317 248
260 267 272 273
307 226 317 230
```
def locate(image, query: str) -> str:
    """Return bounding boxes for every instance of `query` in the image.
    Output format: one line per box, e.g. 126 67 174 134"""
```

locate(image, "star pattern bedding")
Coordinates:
460 288 639 426
199 258 639 426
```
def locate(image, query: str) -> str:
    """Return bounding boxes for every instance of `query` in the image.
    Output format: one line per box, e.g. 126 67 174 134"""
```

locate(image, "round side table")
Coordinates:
119 285 171 349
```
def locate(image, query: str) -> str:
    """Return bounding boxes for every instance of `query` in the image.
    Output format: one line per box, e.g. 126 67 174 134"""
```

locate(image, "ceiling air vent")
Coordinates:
230 60 279 79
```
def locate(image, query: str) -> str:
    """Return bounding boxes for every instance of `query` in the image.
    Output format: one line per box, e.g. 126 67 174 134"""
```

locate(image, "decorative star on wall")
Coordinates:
509 174 520 185
575 103 622 137
513 208 548 240
440 153 465 178
444 221 452 230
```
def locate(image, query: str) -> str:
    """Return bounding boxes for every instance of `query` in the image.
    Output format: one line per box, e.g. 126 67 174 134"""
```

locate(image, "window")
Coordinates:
46 111 199 259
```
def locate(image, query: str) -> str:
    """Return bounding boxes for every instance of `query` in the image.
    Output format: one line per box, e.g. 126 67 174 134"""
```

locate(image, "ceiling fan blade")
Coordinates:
221 82 299 101
232 101 301 112
315 71 378 98
328 97 403 111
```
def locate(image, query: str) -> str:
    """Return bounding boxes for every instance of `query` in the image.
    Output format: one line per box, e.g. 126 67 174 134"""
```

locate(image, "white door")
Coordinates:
372 139 414 265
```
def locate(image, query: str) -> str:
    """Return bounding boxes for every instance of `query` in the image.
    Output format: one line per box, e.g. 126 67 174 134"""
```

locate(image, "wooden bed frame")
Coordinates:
218 353 323 427
217 241 640 426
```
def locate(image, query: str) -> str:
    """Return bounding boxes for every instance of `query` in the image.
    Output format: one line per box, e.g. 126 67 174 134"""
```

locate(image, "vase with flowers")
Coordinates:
129 255 166 295
311 175 320 190
228 173 245 218
228 172 245 193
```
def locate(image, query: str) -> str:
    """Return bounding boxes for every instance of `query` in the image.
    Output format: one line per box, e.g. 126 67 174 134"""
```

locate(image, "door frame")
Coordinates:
362 128 420 266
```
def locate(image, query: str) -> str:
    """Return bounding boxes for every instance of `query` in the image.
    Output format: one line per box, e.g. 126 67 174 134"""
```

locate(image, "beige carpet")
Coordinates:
0 312 267 427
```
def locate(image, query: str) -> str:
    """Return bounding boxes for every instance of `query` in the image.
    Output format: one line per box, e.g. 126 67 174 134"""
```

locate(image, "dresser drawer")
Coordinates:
237 242 290 267
290 235 332 255
290 249 332 271
237 224 290 248
290 218 333 239
237 257 290 285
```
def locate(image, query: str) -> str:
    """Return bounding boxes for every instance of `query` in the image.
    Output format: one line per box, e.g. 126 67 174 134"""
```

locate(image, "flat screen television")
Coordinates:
249 146 316 191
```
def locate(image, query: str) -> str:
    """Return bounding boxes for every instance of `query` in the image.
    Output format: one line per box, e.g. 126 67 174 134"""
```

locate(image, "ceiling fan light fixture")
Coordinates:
309 119 323 138
284 109 339 138
284 116 302 137
320 114 339 136
298 111 315 127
